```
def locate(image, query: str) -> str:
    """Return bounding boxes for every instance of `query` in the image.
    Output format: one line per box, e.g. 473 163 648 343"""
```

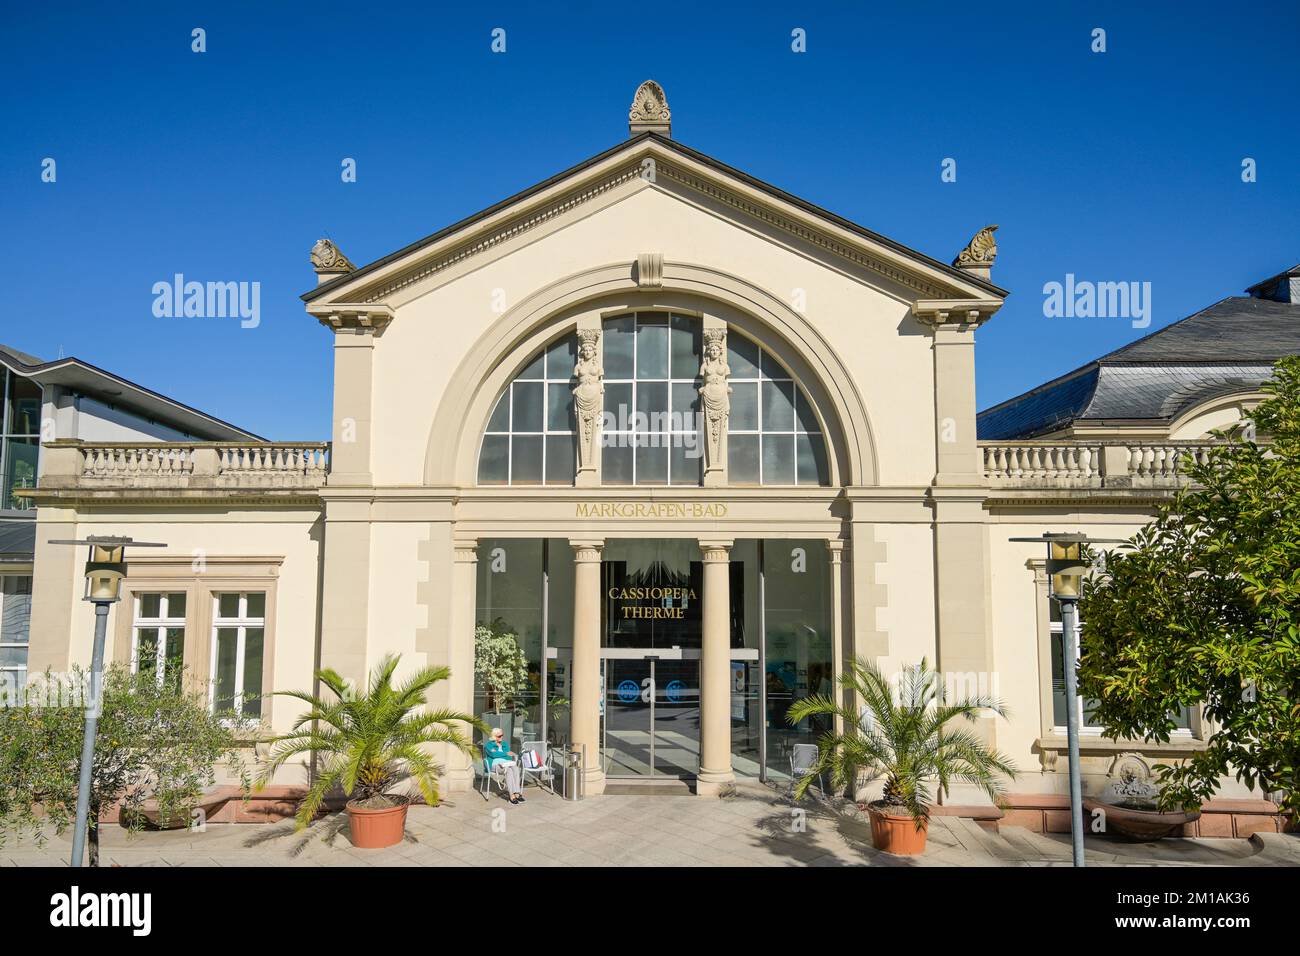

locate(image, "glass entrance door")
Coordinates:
601 648 700 778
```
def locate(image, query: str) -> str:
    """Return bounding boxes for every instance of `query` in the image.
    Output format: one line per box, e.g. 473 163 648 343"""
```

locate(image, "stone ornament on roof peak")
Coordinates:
629 80 671 137
311 238 356 278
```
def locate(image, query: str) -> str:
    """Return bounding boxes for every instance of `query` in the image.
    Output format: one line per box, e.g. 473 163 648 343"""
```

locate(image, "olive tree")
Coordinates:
0 664 247 865
1078 356 1300 817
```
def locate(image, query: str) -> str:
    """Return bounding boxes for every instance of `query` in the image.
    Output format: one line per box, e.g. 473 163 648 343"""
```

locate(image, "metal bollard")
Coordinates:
563 743 585 801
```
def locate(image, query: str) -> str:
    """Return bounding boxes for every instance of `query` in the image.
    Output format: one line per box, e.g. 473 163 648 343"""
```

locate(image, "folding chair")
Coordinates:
520 740 557 795
790 742 827 796
480 749 511 801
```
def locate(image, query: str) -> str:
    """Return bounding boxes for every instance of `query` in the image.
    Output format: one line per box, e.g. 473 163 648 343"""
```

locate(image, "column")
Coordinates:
931 317 982 486
442 537 479 791
324 316 384 487
697 538 735 796
925 310 998 803
569 538 605 795
826 539 848 736
317 495 372 689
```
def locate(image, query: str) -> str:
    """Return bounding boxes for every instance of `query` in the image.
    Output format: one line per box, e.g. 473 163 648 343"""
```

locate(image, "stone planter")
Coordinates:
1084 797 1200 840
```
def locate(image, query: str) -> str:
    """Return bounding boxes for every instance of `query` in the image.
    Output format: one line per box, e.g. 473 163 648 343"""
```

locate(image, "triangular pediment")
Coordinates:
302 134 1005 309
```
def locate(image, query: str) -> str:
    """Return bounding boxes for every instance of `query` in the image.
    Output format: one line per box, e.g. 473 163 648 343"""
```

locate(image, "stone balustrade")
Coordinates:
981 440 1219 490
39 440 330 491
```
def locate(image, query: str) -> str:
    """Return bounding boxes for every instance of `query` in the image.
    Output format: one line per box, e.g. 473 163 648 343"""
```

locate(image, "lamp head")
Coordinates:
85 543 127 602
1048 538 1086 599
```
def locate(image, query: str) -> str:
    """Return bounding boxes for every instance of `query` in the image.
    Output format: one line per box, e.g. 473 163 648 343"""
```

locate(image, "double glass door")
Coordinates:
602 649 700 778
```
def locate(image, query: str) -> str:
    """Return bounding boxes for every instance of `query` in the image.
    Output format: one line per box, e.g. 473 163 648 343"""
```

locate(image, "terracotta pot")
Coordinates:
867 804 929 855
346 797 409 849
1083 797 1201 841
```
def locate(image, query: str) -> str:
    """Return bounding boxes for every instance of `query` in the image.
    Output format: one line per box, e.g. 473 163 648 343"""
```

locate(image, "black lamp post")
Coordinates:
48 535 165 867
1010 531 1122 867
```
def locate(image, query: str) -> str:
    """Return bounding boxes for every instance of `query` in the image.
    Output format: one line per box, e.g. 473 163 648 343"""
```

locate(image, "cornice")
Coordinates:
356 164 645 304
657 160 958 300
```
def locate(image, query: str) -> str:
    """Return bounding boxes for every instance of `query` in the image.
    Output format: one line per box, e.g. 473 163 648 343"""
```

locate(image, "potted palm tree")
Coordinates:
257 654 485 849
787 657 1017 855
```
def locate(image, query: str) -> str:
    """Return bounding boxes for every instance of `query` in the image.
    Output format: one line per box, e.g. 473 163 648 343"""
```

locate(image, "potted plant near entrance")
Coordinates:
474 619 528 743
787 658 1017 856
257 654 484 849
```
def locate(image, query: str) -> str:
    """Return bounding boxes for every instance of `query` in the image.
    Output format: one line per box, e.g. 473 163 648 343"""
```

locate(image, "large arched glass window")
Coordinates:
726 333 829 486
601 312 702 486
478 335 577 485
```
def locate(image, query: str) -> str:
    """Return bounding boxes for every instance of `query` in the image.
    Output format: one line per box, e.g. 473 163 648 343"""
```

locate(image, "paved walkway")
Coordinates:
6 784 1298 867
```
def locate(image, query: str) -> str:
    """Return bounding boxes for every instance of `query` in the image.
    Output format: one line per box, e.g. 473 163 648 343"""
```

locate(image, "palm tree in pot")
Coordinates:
787 657 1017 855
257 654 485 849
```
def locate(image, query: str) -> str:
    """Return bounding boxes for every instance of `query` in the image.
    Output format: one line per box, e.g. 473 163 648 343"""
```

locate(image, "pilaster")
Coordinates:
697 537 735 796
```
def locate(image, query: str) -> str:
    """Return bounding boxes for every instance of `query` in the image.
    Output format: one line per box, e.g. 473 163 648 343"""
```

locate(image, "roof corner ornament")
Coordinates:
311 238 356 285
952 224 998 280
629 80 671 138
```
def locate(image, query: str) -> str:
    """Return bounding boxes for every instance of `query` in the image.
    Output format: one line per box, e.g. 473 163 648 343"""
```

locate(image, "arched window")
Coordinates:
477 335 577 485
476 319 831 487
726 333 828 486
601 312 702 486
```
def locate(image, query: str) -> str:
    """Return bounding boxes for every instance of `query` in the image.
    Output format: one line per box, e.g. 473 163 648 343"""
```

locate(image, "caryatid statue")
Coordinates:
572 329 604 475
699 327 731 477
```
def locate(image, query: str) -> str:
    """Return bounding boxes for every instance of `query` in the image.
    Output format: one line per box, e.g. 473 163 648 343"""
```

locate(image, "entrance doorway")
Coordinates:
601 648 699 777
598 538 742 779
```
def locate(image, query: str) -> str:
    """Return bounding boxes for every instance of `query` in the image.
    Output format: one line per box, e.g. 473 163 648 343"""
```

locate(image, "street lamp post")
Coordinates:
1010 531 1122 868
48 535 165 867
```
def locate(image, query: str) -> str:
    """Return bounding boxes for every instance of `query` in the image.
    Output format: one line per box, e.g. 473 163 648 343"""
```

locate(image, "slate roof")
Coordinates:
978 294 1300 440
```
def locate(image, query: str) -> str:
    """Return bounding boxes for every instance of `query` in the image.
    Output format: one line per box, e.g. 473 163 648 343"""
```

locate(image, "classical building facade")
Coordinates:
21 84 1293 831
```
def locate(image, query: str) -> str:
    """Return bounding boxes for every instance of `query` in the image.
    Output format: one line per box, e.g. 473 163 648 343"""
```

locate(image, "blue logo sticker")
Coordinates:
617 680 640 703
665 680 684 702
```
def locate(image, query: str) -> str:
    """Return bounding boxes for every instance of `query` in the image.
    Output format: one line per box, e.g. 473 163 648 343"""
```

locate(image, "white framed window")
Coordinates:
1049 599 1193 736
478 335 577 485
210 592 266 720
600 312 702 486
131 591 186 686
725 332 828 485
0 574 32 694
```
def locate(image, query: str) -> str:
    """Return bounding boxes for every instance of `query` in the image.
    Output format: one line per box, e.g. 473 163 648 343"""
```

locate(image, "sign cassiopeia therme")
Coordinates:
607 585 698 619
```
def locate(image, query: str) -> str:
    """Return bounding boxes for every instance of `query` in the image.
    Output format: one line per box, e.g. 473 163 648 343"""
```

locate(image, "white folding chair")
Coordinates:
520 740 557 795
480 751 511 801
790 742 827 795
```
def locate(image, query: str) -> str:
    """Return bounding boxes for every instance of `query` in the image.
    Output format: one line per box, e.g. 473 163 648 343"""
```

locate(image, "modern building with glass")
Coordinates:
20 84 1294 832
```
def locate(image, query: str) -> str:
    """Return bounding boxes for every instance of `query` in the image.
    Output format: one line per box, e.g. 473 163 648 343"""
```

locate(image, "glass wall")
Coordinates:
762 540 834 779
730 540 762 776
0 575 32 700
2 370 41 511
474 539 574 749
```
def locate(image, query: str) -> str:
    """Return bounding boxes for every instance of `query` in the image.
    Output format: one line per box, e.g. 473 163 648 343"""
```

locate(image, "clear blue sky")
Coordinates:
3 1 1297 439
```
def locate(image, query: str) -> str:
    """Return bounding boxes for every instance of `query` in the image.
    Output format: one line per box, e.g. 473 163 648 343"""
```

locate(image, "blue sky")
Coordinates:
2 1 1297 439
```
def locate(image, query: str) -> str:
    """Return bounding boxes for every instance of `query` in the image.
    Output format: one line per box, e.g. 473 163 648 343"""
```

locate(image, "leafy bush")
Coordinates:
1079 356 1300 816
0 665 247 866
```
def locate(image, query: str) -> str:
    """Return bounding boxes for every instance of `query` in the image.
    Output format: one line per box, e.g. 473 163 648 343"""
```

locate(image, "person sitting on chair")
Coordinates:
485 728 524 804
